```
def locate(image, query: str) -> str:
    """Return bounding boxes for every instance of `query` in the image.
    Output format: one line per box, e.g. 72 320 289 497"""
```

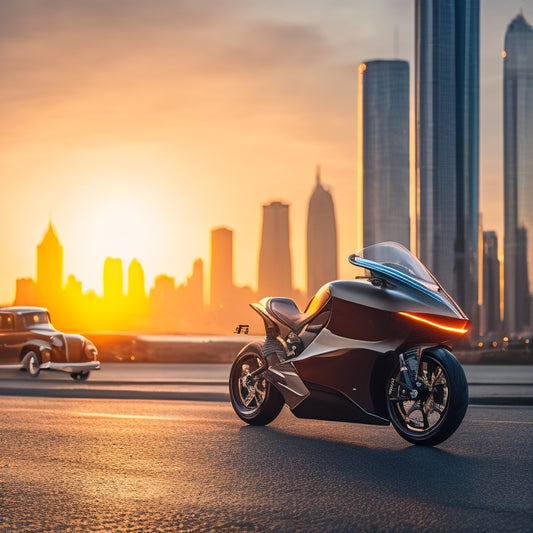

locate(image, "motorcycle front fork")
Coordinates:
398 347 423 399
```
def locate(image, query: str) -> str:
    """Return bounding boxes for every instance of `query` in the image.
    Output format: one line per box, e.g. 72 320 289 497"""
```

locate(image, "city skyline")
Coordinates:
0 1 530 304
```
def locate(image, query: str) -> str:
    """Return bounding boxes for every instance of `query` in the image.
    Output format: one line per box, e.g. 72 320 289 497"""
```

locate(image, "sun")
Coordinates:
67 178 169 293
89 191 157 258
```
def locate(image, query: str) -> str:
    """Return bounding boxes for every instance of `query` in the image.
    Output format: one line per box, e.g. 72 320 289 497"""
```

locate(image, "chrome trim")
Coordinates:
269 368 285 378
0 364 25 370
40 361 101 373
276 382 308 397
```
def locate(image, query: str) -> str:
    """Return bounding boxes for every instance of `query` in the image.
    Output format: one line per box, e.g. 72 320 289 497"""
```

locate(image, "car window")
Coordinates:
23 312 51 328
0 314 15 330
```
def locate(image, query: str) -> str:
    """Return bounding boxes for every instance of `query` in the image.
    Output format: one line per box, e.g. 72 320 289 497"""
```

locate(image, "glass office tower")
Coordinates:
415 0 480 326
482 231 501 335
358 59 410 250
503 13 533 334
258 201 292 298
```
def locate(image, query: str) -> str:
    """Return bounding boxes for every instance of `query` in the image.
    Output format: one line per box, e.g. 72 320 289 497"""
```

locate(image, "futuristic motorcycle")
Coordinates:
229 242 470 446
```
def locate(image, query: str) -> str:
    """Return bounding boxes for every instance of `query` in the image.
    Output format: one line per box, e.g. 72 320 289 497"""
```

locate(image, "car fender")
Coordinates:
20 339 52 363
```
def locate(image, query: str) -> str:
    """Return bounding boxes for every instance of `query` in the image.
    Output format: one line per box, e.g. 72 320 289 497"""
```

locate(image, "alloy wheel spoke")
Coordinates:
430 367 443 388
421 407 430 429
243 386 256 407
405 401 420 418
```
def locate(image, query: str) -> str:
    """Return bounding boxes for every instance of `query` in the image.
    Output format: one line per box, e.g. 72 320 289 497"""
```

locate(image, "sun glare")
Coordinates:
87 193 154 258
67 176 171 294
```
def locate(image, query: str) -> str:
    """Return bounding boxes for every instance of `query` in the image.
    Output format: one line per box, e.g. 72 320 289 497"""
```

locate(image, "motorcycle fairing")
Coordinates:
292 327 401 362
264 361 310 409
291 380 389 426
292 340 394 420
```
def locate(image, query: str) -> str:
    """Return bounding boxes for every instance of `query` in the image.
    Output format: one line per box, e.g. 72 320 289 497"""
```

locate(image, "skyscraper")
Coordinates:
103 257 123 301
415 0 480 325
188 258 204 315
36 221 63 305
258 201 292 298
210 227 233 310
357 59 410 249
128 258 146 303
503 12 533 334
482 231 501 335
307 167 338 298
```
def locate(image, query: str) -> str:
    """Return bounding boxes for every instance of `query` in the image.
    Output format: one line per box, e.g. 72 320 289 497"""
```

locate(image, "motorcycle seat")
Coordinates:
266 285 331 332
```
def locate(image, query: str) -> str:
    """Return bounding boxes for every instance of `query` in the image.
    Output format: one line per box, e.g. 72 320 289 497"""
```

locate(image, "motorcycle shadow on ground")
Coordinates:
231 409 524 530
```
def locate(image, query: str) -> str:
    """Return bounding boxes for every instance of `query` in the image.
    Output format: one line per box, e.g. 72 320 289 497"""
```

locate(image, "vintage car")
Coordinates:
0 306 100 380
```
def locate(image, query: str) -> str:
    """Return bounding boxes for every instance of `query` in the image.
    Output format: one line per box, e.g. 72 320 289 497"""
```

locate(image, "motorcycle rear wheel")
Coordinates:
386 347 468 446
229 343 284 426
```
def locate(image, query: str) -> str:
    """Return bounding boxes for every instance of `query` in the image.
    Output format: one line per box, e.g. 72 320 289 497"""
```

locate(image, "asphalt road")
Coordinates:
1 397 532 532
0 363 532 405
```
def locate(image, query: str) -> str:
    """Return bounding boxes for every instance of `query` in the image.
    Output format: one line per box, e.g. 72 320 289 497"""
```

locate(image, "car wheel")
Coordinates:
25 351 41 378
71 371 90 381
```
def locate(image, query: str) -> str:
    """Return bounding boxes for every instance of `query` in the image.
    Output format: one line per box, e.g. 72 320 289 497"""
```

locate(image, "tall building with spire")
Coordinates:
415 0 480 327
503 12 533 334
357 59 410 249
258 201 292 298
306 167 338 298
36 221 63 305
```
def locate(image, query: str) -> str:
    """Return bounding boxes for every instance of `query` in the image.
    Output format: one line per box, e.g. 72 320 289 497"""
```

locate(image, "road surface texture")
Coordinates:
1 364 532 405
1 397 532 532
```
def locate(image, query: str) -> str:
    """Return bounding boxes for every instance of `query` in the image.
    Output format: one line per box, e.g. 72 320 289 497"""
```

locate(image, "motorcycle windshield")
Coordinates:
352 242 440 293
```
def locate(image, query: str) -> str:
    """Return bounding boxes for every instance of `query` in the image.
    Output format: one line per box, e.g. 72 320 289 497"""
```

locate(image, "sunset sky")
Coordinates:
0 0 530 303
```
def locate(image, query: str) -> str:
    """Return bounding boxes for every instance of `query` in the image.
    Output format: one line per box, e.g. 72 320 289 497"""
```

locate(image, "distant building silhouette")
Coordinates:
188 258 204 314
503 12 533 334
14 278 37 306
65 274 82 298
306 167 338 298
175 258 204 331
210 227 233 310
357 59 410 249
128 258 146 303
482 231 501 335
103 257 123 301
11 221 222 333
149 274 177 332
415 0 480 329
36 221 63 305
258 201 292 298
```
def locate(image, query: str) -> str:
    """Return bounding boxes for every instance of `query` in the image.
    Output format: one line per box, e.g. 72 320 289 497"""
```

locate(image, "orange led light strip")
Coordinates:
398 312 469 335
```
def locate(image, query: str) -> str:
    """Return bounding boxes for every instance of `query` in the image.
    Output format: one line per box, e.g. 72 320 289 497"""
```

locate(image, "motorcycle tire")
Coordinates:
229 342 284 426
386 347 469 446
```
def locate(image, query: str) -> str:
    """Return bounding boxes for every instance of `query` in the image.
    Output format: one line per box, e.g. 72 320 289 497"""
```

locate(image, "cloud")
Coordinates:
0 0 355 157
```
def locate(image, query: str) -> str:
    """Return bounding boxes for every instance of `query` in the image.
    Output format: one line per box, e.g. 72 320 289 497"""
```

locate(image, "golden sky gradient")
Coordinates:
0 0 529 302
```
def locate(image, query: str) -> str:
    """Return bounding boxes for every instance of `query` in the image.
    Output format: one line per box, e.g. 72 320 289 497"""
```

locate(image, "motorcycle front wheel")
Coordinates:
229 342 284 426
386 347 468 446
